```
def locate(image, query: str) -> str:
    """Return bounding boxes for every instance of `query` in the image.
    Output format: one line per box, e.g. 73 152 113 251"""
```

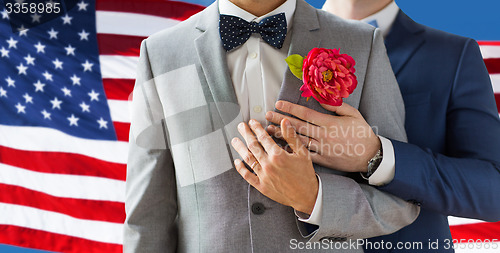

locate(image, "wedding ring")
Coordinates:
307 138 312 149
250 161 258 169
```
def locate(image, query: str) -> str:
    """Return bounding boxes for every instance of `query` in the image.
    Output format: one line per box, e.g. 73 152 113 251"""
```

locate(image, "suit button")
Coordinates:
251 202 266 215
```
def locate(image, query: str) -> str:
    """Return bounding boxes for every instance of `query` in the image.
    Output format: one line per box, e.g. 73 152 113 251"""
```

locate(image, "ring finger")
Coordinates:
267 125 321 153
304 136 321 153
231 137 262 172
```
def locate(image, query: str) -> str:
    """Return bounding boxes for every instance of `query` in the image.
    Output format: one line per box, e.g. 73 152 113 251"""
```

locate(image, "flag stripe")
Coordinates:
96 0 205 20
449 216 486 226
108 100 131 123
0 184 125 223
100 55 139 79
479 41 500 46
113 122 131 142
0 163 124 202
97 34 145 56
450 222 500 240
0 203 123 244
96 11 180 37
491 74 500 93
0 125 127 164
0 145 125 180
103 78 135 101
480 45 500 59
484 58 500 74
0 225 122 253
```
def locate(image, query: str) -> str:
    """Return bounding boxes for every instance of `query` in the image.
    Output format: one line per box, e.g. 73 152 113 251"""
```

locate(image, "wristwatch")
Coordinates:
360 147 383 180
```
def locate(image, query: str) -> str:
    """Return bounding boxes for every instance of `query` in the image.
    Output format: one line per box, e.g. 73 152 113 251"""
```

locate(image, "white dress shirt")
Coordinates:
361 1 399 38
219 0 328 225
219 0 296 126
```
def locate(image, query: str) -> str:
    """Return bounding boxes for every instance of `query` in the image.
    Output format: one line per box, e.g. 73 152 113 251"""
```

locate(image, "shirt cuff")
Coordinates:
294 174 322 226
368 136 396 186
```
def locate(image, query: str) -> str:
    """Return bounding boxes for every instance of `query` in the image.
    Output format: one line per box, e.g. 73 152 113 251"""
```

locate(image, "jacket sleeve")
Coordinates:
123 40 178 252
299 28 420 241
380 39 500 222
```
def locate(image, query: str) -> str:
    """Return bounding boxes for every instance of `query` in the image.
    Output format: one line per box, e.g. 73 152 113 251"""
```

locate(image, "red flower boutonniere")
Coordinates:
286 48 358 106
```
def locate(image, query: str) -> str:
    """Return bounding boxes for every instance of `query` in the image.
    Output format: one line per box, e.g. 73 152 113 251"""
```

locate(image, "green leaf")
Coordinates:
285 54 304 80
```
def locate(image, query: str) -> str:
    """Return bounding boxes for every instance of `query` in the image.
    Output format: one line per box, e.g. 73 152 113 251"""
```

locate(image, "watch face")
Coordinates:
366 149 383 178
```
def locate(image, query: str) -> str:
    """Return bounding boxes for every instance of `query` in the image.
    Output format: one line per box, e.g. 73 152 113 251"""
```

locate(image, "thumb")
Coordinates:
320 102 360 117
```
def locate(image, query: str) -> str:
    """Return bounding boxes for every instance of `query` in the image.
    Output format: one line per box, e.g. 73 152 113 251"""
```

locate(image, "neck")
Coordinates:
229 0 287 17
323 0 392 20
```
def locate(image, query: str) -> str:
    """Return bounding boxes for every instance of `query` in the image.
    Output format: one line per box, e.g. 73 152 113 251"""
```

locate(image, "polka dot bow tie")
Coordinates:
219 13 287 51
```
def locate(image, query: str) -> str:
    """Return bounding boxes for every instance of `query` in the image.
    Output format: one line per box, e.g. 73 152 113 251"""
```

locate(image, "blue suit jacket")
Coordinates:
365 11 500 252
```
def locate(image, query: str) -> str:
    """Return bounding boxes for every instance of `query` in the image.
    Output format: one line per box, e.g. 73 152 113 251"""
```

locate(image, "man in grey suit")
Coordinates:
124 0 420 252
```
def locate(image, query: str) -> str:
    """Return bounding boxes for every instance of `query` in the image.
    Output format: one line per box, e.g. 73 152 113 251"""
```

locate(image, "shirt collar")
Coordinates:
361 1 399 38
218 0 296 30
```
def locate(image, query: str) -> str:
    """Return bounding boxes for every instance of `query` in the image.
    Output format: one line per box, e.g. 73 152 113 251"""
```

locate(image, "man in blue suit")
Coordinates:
266 0 500 251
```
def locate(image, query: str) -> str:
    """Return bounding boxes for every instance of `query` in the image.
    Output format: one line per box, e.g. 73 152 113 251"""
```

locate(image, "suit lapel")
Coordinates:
194 2 238 126
277 0 321 108
385 10 425 76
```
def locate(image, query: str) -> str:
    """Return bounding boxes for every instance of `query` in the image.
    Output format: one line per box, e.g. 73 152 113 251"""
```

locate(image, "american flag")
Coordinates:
0 0 498 252
0 0 203 252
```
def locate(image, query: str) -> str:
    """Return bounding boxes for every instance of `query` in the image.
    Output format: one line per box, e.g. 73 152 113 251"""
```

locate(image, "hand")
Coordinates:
231 118 319 215
266 100 381 173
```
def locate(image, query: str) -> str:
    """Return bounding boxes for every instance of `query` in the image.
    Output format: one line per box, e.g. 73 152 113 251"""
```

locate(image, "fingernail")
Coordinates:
275 101 283 110
249 119 257 125
231 138 238 144
238 123 244 129
284 119 291 127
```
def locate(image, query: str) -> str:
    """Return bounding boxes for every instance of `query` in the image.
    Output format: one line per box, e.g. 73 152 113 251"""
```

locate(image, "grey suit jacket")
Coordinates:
124 1 420 252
